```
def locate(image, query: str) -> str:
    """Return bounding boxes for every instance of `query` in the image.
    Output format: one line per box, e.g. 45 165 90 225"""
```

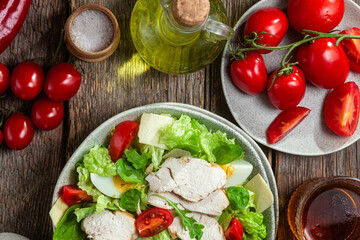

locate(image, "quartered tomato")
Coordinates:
267 66 306 110
244 8 289 54
62 185 93 206
297 38 349 89
109 121 139 162
287 0 344 33
225 218 243 240
340 28 360 73
324 82 360 137
230 52 267 95
267 107 311 144
135 207 173 237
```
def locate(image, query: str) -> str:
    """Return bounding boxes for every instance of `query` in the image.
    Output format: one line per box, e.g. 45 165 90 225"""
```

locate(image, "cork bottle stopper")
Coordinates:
172 0 210 27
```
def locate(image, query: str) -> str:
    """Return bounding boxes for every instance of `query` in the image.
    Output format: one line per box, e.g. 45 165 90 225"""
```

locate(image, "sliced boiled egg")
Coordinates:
222 159 253 188
90 173 139 199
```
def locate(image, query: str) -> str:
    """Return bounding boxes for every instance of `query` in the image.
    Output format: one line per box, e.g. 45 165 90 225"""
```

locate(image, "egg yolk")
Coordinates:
220 164 235 179
113 175 143 193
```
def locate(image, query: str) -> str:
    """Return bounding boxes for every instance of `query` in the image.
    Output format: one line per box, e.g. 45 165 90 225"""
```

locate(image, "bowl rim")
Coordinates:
51 102 279 238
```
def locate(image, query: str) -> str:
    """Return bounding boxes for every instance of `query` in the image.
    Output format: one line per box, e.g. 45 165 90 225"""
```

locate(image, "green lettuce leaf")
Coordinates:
53 204 86 240
235 211 267 240
83 145 117 177
115 158 147 183
124 149 149 170
227 186 250 210
159 115 243 163
74 203 96 222
139 144 165 171
151 230 172 240
120 189 142 212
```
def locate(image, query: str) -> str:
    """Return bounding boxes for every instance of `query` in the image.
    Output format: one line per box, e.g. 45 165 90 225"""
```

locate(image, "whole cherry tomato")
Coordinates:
10 62 44 100
324 82 360 137
244 8 289 54
267 66 306 110
4 113 34 150
297 38 349 89
0 63 10 95
0 130 3 145
135 207 173 237
287 0 344 33
62 185 93 206
225 218 243 240
109 121 139 162
31 96 64 130
44 63 81 102
340 28 360 73
267 107 311 144
230 52 267 95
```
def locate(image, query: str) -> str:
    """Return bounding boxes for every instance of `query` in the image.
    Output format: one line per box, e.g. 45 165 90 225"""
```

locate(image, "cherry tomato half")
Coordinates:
230 52 267 95
225 218 244 240
244 8 289 54
340 28 360 73
0 63 10 95
324 82 360 137
135 207 174 237
31 96 64 130
10 62 44 100
287 0 344 33
4 113 34 150
44 63 81 102
267 107 311 144
267 66 306 110
297 38 349 89
62 185 93 206
0 130 3 145
109 121 140 162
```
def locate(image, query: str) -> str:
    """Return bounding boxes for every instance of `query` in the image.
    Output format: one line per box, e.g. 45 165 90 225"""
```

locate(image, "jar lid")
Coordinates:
172 0 210 27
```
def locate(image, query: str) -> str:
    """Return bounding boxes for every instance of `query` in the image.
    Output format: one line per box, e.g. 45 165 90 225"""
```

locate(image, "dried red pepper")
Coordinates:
0 0 32 55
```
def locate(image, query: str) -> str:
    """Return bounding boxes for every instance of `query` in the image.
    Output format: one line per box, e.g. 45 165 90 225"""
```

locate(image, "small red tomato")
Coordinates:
225 218 243 240
4 113 34 150
10 62 44 100
135 207 174 237
44 63 81 102
324 82 360 137
230 52 267 95
340 28 360 73
109 121 140 162
297 38 349 89
267 107 311 144
244 8 289 54
267 66 306 110
62 185 93 206
287 0 344 33
31 96 64 130
0 130 3 145
0 63 10 95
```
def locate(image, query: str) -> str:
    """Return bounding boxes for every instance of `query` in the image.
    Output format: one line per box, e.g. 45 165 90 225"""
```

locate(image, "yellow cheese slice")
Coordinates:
245 173 274 213
49 197 69 227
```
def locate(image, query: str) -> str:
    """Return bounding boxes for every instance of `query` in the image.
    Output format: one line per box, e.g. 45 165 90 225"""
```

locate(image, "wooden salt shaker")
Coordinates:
64 4 120 62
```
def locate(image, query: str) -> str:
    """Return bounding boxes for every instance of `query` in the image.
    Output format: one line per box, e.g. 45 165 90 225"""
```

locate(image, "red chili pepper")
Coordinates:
0 0 32 55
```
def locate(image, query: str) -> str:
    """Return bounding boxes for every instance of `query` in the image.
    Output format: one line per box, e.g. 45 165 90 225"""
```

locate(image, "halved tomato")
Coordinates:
225 218 244 240
267 107 311 144
135 207 174 237
340 28 360 73
109 121 139 162
324 82 360 137
62 185 93 206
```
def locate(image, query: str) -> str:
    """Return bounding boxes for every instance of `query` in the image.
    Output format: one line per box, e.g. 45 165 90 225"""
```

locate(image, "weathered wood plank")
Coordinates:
0 0 68 239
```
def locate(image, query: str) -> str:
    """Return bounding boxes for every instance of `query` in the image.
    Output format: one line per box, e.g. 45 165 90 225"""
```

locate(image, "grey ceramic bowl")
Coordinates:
0 233 29 240
52 103 278 239
221 0 360 156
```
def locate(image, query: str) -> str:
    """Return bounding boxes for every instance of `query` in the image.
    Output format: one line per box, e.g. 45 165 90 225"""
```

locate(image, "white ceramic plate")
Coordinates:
221 0 360 156
52 103 278 240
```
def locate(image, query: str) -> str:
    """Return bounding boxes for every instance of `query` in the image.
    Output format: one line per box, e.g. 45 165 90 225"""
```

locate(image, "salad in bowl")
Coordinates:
50 103 277 240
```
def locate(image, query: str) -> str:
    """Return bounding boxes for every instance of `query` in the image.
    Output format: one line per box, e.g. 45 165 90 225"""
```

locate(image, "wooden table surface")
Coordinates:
1 0 359 239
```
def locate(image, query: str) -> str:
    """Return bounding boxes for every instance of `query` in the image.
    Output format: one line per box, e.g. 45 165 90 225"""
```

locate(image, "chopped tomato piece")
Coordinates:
340 28 360 73
62 185 92 206
225 218 244 240
324 82 360 137
135 207 173 237
109 121 139 162
267 107 311 144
